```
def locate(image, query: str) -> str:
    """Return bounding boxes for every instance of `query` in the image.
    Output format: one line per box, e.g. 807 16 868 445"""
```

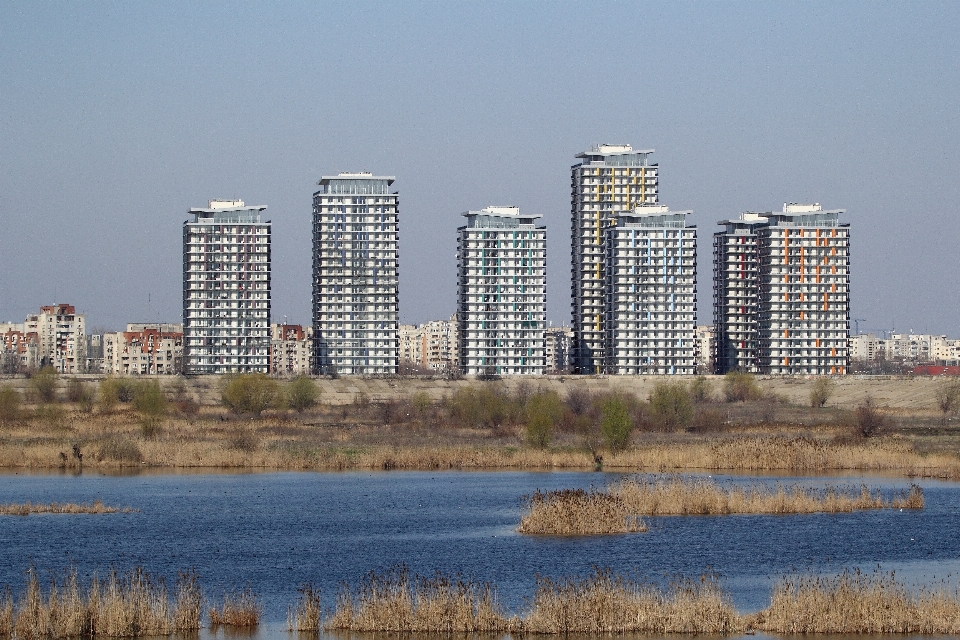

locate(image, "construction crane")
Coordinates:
853 318 867 335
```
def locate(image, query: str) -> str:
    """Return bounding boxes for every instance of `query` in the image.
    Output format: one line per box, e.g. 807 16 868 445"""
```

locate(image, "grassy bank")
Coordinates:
518 478 923 535
1 373 960 477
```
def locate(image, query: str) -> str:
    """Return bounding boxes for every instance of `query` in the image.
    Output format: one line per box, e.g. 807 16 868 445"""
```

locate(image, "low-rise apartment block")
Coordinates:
545 325 574 373
103 324 183 375
271 324 313 376
1 304 86 373
399 317 458 373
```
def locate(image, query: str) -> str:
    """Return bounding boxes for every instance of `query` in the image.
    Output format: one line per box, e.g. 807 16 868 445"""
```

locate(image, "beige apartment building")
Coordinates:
399 317 458 373
103 324 183 375
1 304 86 373
271 324 313 376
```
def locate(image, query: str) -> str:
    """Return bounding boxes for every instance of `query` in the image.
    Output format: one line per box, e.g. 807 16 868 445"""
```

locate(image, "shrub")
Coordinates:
132 380 167 437
853 398 887 438
65 378 92 403
99 377 136 410
96 437 144 464
448 385 509 429
525 390 563 448
810 377 835 408
34 403 67 429
600 396 634 452
690 406 727 432
689 376 714 403
0 386 21 425
648 382 694 431
723 372 761 403
935 380 960 424
221 373 280 416
29 366 58 403
286 376 319 413
230 429 260 452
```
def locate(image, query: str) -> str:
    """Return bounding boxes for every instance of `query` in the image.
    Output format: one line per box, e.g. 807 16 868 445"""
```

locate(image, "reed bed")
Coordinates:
518 477 923 535
0 500 136 516
208 587 261 627
2 567 201 638
752 569 960 634
517 488 646 535
326 565 511 633
287 584 322 631
612 476 925 515
522 569 744 634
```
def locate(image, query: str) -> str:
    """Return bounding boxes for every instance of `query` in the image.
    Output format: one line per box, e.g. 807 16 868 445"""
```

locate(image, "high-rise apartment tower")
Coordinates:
603 206 696 375
182 200 271 374
571 144 658 373
457 206 546 376
713 203 849 375
312 173 399 375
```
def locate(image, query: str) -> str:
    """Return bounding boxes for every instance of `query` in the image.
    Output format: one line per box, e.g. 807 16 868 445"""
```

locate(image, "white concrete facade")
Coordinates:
571 144 658 374
312 173 399 375
457 206 546 376
182 200 271 374
602 206 697 375
103 324 183 375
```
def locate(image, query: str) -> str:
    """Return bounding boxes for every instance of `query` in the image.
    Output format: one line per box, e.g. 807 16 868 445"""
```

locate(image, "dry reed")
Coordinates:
518 477 923 535
326 565 511 632
208 587 261 627
612 476 924 515
4 566 201 638
0 500 136 516
287 584 322 631
518 488 646 535
752 568 960 634
522 568 744 634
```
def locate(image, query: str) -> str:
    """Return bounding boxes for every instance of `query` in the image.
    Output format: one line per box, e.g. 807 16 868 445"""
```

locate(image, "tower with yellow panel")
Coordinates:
570 144 658 374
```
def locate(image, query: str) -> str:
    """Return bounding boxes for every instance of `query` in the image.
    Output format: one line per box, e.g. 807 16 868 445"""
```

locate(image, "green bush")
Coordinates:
525 390 564 449
132 380 167 437
30 366 59 403
649 382 694 431
689 376 713 403
0 386 21 425
34 402 67 429
810 377 835 408
287 376 319 413
723 372 761 403
221 373 280 416
600 396 634 452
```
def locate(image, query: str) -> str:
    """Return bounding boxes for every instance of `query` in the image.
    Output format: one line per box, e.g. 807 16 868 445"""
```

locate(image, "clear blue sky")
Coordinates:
2 2 958 337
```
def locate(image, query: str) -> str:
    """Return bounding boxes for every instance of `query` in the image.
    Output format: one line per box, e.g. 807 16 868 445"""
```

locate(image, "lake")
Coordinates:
1 469 958 639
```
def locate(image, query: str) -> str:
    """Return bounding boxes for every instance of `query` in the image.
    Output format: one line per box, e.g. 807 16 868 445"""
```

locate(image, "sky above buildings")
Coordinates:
1 2 958 336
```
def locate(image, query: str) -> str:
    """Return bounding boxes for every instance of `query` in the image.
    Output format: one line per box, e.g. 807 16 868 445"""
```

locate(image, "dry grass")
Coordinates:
517 488 646 535
3 566 201 638
287 584 322 631
0 500 136 516
613 476 924 515
522 569 743 634
208 587 261 627
751 569 960 634
326 565 511 633
518 477 923 535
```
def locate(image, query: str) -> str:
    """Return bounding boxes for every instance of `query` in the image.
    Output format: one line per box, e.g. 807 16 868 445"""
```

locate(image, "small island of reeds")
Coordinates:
0 500 136 516
518 476 924 535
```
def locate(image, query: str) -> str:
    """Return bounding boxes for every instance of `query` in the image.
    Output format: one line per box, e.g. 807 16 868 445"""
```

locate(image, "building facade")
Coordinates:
602 206 696 375
457 206 546 376
312 173 399 375
398 317 459 373
714 204 849 375
103 324 184 375
270 324 313 376
182 199 271 374
571 144 658 374
2 304 87 373
695 325 715 375
545 325 574 373
713 213 767 373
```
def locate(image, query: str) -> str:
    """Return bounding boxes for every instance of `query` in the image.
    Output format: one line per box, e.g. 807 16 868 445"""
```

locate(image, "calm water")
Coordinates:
1 470 959 639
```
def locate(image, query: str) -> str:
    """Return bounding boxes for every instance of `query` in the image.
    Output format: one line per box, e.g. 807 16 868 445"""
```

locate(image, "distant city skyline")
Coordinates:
2 3 958 336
